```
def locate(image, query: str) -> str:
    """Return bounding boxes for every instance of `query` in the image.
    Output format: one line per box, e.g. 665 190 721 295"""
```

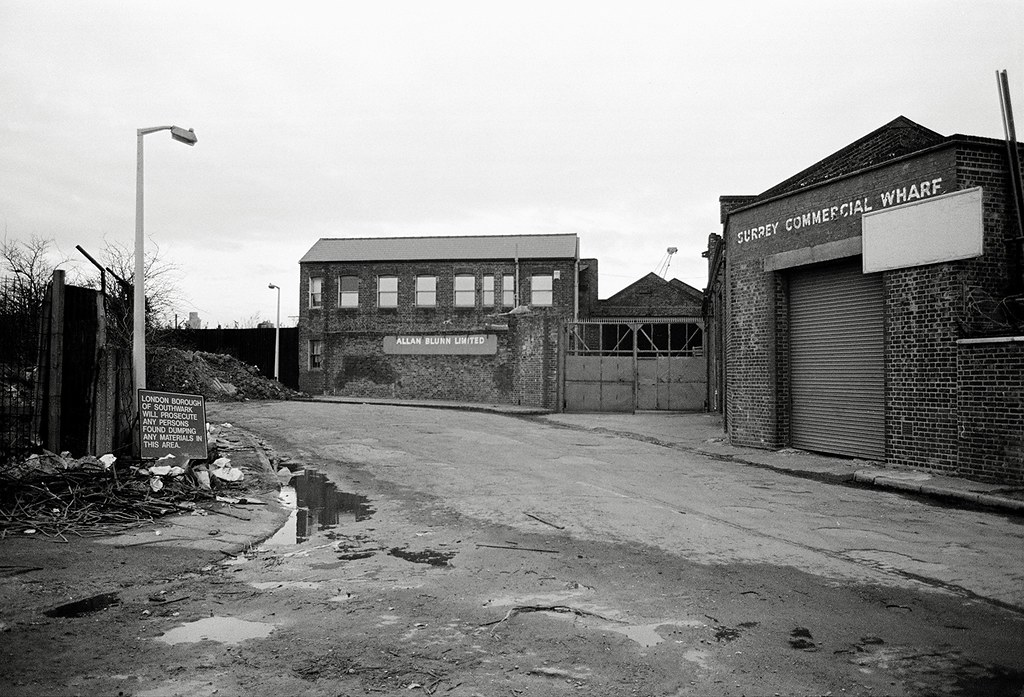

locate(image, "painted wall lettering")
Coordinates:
735 177 944 245
383 334 498 355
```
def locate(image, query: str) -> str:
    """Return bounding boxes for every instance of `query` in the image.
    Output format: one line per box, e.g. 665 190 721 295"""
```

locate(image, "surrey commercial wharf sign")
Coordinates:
736 176 946 245
383 334 498 355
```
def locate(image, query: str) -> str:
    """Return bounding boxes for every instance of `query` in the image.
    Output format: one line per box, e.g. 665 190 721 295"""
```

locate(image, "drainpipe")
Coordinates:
514 244 520 307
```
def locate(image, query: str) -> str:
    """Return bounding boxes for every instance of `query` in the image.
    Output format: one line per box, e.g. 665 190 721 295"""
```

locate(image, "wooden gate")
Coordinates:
562 319 706 412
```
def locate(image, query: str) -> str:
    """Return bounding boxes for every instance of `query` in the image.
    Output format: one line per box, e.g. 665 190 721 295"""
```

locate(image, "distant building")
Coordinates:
297 233 597 409
710 116 1024 484
562 272 707 413
597 272 703 318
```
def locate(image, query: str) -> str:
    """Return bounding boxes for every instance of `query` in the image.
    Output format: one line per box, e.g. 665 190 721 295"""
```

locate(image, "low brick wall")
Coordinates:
957 337 1024 484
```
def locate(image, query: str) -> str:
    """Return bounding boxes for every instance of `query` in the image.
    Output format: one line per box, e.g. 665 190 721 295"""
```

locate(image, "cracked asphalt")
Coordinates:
2 400 1022 696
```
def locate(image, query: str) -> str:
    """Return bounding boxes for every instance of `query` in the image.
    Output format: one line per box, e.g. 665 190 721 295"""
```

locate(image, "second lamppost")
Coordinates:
268 283 281 381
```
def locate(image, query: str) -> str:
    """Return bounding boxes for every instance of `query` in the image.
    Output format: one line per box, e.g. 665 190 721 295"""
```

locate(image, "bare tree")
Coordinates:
100 239 184 331
0 234 65 315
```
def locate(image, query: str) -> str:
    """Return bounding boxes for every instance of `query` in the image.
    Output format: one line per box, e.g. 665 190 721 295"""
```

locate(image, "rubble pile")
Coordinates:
147 346 301 401
0 424 257 540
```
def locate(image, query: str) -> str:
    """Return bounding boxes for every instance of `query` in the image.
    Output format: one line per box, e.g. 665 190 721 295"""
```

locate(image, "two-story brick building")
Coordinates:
297 233 597 409
710 116 1024 484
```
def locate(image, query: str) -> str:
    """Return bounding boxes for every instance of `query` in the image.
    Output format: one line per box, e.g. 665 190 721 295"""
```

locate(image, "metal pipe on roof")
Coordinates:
997 69 1024 294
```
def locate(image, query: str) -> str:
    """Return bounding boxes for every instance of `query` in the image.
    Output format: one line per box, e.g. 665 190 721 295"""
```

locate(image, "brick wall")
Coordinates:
885 263 961 472
957 145 1021 332
726 259 784 448
507 316 565 410
308 330 517 402
957 339 1024 484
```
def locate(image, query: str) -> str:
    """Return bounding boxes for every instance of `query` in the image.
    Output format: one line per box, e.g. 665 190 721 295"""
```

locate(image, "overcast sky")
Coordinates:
2 1 1021 327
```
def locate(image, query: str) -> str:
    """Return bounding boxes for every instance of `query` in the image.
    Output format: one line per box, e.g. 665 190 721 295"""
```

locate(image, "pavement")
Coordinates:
89 421 293 559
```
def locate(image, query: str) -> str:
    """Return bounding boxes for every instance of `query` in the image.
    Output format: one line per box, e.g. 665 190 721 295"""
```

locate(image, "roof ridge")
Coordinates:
300 233 580 263
756 116 945 200
313 232 577 242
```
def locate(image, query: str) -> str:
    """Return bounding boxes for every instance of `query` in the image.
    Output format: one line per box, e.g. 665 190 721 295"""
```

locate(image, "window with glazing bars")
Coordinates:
377 276 398 308
339 276 359 307
530 274 553 306
416 276 437 307
454 274 475 307
482 275 495 306
308 339 323 369
502 274 515 307
309 277 323 308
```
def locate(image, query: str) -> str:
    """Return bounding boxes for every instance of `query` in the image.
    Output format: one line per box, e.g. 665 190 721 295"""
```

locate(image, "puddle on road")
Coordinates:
264 467 375 546
683 647 712 669
483 590 703 649
44 592 120 618
603 619 706 647
156 616 275 645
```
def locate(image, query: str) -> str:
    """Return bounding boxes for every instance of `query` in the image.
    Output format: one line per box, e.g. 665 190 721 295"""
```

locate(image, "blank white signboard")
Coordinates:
862 187 983 273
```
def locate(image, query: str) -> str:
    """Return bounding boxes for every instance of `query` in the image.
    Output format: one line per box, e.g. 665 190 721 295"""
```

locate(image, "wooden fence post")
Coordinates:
45 270 65 452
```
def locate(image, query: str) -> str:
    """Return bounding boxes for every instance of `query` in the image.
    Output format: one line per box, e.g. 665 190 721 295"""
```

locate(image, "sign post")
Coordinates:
138 389 209 460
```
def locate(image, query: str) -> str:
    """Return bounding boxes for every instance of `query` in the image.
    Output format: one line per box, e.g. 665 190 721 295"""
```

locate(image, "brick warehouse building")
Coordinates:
709 116 1024 484
298 233 598 409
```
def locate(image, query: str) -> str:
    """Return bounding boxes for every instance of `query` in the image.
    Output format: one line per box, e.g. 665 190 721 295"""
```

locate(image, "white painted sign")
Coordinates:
862 187 983 273
383 334 498 355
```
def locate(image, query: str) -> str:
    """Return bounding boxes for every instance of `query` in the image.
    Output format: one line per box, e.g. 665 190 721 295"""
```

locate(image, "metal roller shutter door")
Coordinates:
789 259 885 460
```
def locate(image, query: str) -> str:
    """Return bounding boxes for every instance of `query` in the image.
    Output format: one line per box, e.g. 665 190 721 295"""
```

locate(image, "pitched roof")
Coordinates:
603 272 703 307
301 234 579 263
756 116 945 201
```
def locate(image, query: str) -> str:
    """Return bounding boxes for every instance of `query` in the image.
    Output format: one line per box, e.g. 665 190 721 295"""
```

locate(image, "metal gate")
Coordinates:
789 259 885 460
563 319 705 412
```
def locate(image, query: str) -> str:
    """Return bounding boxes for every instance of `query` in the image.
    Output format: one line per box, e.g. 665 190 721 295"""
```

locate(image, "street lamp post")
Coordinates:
134 125 196 406
268 283 281 381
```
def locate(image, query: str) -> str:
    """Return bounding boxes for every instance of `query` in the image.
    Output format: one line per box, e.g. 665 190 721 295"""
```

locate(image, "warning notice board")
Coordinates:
139 389 208 459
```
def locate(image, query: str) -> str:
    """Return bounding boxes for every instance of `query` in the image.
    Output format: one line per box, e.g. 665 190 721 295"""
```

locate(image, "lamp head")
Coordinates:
170 127 197 146
268 283 279 290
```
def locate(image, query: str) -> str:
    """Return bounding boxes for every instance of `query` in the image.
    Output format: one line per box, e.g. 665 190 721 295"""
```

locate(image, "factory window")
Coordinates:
309 276 323 309
308 340 323 370
482 275 495 306
502 274 515 307
531 274 553 306
338 276 359 308
454 274 475 307
416 275 437 307
377 276 398 308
